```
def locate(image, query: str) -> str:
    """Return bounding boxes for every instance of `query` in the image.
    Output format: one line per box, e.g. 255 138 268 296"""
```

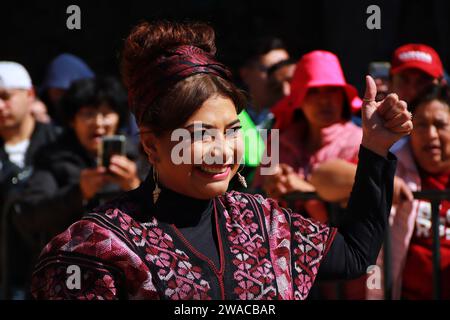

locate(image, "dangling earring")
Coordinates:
152 166 161 204
237 165 247 188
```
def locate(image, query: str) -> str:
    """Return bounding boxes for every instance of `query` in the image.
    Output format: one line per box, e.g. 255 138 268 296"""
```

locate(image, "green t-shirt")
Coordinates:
238 110 266 167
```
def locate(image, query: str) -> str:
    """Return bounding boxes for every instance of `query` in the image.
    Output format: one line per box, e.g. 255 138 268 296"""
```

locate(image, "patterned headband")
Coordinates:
128 45 232 125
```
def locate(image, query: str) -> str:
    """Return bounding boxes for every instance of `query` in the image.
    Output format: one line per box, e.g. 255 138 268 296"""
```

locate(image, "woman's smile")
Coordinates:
194 164 232 180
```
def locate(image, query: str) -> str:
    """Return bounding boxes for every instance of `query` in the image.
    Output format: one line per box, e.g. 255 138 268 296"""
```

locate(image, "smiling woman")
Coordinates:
146 95 244 200
30 21 412 300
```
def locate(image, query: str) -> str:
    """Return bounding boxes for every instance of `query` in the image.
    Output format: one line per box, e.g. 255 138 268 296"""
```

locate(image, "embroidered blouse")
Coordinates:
31 146 396 300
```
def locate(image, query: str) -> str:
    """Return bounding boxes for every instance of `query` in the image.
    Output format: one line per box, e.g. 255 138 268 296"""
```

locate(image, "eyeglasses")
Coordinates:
77 109 118 126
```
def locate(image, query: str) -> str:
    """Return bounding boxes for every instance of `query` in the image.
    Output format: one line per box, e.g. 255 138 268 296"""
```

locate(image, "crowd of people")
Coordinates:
0 21 448 300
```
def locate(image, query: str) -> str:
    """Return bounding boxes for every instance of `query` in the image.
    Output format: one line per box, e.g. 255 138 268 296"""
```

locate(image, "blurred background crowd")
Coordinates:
1 0 450 300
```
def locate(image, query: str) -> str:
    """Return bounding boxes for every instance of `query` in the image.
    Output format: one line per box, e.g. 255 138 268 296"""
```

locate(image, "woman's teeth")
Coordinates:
199 165 228 174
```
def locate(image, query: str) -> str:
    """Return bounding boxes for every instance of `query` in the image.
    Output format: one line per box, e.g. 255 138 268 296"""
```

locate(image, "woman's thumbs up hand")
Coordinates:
361 75 413 157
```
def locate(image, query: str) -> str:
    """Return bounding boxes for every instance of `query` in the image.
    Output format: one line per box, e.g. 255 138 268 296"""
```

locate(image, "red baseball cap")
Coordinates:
391 44 444 79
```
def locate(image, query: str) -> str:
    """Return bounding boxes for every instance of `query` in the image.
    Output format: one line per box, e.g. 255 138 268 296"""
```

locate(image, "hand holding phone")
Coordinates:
97 135 140 190
108 155 141 191
98 135 126 168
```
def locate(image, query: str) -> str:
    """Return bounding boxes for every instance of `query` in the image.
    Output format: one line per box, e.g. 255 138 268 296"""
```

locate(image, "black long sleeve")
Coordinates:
12 168 85 238
12 132 96 239
317 145 396 280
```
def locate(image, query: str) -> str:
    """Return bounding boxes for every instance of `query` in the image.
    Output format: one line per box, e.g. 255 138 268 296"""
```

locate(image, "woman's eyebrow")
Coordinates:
183 119 240 130
225 119 240 128
184 122 215 130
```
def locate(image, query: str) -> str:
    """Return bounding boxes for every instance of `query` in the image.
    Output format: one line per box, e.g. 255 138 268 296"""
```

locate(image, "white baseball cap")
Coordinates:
0 61 32 90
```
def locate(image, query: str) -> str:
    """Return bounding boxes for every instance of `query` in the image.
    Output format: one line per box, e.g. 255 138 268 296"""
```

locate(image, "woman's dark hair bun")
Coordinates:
121 21 216 90
121 21 245 135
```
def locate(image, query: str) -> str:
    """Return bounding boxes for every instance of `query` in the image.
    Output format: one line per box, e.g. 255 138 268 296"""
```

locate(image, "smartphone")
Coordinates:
368 61 391 80
98 135 126 168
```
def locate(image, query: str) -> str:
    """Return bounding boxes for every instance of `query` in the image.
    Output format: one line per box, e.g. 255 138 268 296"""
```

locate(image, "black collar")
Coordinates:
134 174 213 228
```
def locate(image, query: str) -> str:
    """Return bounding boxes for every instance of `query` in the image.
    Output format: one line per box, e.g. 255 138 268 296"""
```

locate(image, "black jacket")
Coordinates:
0 121 59 298
0 122 59 200
14 130 139 240
6 130 140 297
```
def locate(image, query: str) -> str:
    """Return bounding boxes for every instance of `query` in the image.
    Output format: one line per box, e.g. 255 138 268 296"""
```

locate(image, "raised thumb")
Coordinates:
363 75 377 104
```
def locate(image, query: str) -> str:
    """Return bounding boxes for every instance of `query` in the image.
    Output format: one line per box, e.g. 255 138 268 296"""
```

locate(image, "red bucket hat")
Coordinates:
390 44 444 79
271 50 362 130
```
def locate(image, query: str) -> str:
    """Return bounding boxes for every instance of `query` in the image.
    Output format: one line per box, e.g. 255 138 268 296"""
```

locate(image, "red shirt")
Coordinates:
402 172 450 299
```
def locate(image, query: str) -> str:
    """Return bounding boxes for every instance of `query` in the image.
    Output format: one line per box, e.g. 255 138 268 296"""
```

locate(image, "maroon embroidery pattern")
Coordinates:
32 191 336 300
